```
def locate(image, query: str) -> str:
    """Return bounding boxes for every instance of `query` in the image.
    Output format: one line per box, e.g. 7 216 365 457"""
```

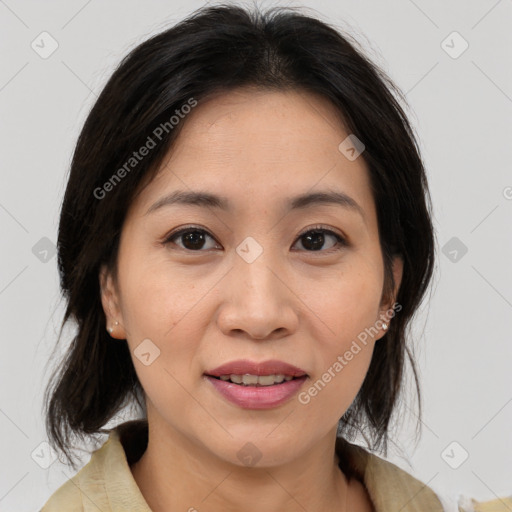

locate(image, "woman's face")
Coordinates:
101 88 402 467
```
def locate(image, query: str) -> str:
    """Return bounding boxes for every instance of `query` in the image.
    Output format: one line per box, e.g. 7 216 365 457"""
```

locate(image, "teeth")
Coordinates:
217 374 294 386
257 375 278 386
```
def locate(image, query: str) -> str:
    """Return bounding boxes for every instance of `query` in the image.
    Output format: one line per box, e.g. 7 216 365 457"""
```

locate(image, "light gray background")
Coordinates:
1 0 511 510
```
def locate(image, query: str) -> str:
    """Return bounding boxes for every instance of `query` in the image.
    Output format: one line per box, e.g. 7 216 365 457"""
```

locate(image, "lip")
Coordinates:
205 359 308 378
205 374 308 409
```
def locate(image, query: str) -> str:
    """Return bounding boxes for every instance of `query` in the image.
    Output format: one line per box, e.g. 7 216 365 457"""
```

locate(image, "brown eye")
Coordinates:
163 225 347 253
293 227 347 252
164 227 220 251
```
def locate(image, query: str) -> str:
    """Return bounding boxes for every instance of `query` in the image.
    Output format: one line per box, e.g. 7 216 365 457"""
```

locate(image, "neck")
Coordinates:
130 419 350 512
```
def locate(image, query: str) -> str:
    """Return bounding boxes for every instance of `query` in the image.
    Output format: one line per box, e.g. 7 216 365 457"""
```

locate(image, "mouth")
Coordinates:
204 372 309 410
205 359 308 385
207 373 306 387
204 359 308 409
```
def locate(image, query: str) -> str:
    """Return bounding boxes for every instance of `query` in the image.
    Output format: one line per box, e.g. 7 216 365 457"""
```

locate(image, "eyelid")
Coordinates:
162 223 348 251
292 224 348 252
162 224 220 247
295 224 346 241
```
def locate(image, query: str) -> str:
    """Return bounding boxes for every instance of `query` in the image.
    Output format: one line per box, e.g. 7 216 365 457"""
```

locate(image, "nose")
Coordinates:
216 250 299 341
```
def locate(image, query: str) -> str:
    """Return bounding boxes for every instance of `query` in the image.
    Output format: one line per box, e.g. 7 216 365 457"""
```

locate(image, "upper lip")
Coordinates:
205 359 308 377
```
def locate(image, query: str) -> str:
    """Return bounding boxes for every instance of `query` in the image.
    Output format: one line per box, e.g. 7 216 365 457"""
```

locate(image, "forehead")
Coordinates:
171 88 349 161
131 88 376 222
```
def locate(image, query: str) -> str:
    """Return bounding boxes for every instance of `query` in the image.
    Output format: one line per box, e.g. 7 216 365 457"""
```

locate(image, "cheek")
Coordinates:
301 313 377 420
117 247 203 339
116 248 216 395
115 256 207 413
316 258 384 347
302 260 383 409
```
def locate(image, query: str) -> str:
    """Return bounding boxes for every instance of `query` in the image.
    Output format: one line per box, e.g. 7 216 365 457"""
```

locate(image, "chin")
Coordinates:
211 432 306 468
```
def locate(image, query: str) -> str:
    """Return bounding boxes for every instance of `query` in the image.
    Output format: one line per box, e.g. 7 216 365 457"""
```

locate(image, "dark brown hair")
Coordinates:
43 3 436 470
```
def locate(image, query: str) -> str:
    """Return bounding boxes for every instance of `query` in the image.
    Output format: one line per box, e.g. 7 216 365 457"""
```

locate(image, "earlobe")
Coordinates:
99 264 126 339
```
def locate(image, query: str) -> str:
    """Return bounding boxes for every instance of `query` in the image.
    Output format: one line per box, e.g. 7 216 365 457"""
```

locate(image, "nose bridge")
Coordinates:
215 234 297 338
234 235 282 303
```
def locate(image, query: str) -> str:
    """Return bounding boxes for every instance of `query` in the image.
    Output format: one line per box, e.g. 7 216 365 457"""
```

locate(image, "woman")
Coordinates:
40 4 509 511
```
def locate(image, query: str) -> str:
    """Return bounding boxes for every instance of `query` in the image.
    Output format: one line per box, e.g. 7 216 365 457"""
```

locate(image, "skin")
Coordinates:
100 87 403 512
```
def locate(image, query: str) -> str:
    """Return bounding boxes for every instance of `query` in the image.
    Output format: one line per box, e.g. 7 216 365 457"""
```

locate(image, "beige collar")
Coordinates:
334 435 444 511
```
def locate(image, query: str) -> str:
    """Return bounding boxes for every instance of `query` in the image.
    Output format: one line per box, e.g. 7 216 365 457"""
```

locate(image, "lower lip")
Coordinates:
205 375 308 409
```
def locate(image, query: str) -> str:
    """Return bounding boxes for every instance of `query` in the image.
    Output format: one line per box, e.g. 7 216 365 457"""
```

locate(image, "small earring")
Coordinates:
107 320 119 334
382 322 388 330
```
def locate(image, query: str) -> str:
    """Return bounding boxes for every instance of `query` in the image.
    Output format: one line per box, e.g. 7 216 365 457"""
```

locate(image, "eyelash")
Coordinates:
162 224 348 254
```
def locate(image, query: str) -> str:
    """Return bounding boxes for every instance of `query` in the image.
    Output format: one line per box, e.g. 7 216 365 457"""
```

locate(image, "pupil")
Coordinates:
181 231 326 251
183 230 205 250
303 231 324 251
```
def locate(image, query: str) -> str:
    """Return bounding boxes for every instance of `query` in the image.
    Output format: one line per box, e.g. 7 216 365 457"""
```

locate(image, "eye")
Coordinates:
163 224 347 253
163 226 220 251
292 225 347 253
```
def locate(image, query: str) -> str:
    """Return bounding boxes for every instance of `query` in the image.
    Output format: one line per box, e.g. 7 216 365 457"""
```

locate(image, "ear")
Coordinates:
99 264 127 339
376 254 403 337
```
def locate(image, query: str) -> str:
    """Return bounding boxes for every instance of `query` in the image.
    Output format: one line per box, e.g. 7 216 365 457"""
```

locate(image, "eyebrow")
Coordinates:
145 189 366 222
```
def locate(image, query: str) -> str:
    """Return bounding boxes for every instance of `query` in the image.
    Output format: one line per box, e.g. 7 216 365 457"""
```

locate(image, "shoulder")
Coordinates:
40 420 151 512
40 436 115 512
337 438 512 512
39 474 84 512
337 437 442 511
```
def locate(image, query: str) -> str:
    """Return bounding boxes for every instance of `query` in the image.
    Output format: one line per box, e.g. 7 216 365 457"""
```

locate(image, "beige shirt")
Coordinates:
40 420 511 512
